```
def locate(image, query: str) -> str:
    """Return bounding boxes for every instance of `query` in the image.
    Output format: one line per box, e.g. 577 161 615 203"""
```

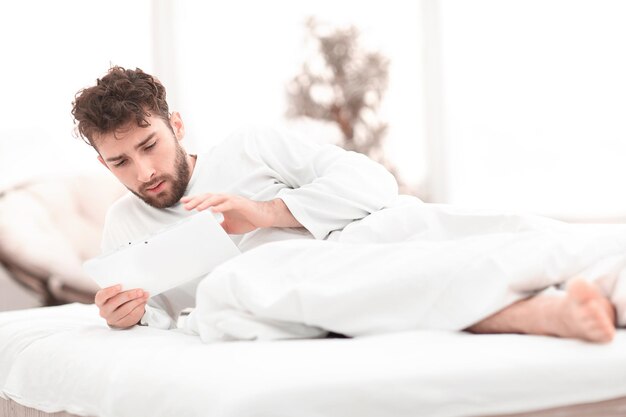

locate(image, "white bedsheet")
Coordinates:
2 303 626 417
186 197 626 342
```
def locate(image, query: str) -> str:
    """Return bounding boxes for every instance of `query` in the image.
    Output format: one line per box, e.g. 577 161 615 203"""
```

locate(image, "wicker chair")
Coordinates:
0 173 125 307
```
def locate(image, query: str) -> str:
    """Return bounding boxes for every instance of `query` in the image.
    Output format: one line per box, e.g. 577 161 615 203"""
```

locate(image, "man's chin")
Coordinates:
141 192 180 209
130 187 179 209
143 197 177 209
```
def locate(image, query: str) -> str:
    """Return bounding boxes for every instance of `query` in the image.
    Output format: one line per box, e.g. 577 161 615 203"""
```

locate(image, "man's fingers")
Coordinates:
94 284 122 307
108 296 149 326
197 195 230 211
208 201 234 213
100 289 145 318
182 197 203 210
180 193 212 203
182 193 250 212
183 194 232 211
181 193 215 209
107 293 149 327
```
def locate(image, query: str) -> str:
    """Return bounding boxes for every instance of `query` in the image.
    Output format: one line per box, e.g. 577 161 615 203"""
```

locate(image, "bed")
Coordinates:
2 303 626 417
4 191 626 417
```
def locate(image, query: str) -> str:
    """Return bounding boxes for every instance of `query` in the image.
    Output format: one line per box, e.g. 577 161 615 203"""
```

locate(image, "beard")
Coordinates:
130 144 191 209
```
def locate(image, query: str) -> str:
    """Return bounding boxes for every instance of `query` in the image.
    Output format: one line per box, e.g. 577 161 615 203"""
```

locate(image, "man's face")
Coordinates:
96 113 192 209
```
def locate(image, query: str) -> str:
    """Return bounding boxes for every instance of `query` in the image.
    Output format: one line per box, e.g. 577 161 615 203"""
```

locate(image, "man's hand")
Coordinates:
180 193 302 234
94 285 150 329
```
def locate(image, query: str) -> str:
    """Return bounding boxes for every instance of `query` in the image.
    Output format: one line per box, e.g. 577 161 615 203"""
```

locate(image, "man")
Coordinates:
72 66 617 343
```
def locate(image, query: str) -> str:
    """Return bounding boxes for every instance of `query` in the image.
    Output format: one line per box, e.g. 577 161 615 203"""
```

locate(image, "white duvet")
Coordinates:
184 196 626 342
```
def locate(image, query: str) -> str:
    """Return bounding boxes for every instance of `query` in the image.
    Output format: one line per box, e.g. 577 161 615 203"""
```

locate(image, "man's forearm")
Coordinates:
269 198 302 228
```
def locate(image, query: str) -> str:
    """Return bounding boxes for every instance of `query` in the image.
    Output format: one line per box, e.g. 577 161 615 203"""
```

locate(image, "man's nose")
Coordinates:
136 159 156 183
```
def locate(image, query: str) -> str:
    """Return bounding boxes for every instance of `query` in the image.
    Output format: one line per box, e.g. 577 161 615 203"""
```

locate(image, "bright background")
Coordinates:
2 0 626 222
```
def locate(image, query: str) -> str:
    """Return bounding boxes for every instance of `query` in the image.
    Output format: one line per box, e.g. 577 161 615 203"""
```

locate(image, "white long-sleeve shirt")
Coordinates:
101 125 399 329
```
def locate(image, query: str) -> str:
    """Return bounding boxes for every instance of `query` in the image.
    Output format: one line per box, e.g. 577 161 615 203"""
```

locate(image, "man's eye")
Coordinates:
114 160 127 167
145 142 156 151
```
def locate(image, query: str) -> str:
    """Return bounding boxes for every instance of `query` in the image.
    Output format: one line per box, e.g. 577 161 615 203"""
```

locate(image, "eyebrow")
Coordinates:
105 132 157 162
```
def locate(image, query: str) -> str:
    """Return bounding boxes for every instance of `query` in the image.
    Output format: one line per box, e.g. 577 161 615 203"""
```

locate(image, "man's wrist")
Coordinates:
269 198 302 228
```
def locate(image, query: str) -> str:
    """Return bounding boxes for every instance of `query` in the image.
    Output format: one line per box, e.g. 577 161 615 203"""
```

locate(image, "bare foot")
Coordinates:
467 278 617 343
556 279 616 343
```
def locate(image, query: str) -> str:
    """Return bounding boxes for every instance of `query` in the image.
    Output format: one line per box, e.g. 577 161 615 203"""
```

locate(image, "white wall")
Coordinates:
0 1 425 192
440 0 626 220
168 1 425 186
4 1 626 221
0 0 153 189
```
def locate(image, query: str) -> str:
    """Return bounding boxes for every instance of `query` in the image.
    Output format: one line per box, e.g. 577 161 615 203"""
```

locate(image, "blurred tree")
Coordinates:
286 17 416 195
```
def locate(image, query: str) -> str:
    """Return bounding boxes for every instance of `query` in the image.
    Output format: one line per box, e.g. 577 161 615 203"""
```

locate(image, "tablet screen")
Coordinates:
83 210 241 296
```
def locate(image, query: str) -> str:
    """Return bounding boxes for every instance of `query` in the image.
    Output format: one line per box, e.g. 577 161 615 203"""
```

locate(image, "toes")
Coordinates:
563 289 616 343
581 302 615 343
587 326 614 343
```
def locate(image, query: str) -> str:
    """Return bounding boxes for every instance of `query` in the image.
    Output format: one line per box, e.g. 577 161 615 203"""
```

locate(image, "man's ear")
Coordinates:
97 155 110 171
169 112 185 142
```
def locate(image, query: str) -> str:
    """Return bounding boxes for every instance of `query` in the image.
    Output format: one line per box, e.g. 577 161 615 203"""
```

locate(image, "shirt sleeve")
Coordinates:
246 126 399 240
139 296 178 329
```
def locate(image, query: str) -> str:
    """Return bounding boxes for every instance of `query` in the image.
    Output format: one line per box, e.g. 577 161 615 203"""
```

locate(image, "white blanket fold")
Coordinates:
184 196 626 342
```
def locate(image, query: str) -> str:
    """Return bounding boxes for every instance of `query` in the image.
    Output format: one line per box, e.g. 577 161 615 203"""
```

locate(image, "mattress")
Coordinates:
1 303 626 417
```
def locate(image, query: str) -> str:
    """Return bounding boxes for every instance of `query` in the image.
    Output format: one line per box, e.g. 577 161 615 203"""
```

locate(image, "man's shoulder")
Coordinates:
218 123 318 155
205 124 281 160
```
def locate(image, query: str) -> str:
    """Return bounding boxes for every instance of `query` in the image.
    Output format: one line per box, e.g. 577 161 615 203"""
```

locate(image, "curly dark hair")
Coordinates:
72 66 171 148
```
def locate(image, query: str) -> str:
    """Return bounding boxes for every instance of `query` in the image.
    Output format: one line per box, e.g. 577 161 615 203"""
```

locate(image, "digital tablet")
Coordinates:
83 210 241 297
